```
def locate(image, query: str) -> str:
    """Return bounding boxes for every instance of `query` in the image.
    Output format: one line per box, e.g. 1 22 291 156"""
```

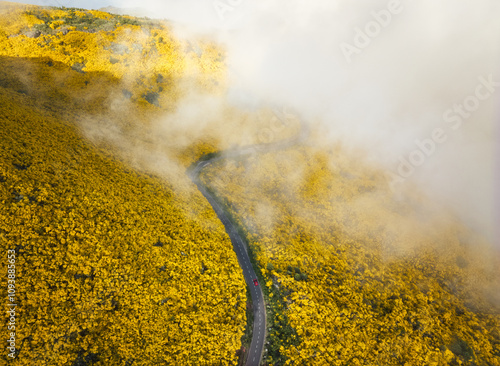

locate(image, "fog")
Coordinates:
109 0 500 247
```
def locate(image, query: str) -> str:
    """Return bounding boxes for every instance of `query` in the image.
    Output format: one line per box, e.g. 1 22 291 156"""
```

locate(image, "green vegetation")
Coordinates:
25 7 154 35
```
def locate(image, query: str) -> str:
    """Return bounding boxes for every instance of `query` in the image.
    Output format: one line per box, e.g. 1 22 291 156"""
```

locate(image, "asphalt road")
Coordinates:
188 107 306 365
191 159 266 366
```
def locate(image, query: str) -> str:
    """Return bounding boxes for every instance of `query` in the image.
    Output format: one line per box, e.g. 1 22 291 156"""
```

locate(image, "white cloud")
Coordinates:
110 0 500 244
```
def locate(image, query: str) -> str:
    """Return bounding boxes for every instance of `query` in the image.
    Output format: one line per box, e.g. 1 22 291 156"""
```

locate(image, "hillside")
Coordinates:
0 3 246 365
1 2 499 366
200 141 500 365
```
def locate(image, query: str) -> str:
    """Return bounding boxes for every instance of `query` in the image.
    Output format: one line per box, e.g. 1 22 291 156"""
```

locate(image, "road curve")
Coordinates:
190 159 266 366
188 107 307 366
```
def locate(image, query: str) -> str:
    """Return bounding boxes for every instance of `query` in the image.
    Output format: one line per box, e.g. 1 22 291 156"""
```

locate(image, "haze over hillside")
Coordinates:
138 0 500 248
1 1 499 366
98 6 151 18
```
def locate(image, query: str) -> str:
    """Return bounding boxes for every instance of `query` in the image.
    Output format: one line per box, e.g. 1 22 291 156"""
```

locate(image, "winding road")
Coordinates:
188 107 307 366
190 158 266 366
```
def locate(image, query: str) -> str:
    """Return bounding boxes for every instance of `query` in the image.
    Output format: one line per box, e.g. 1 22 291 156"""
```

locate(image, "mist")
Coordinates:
106 0 500 247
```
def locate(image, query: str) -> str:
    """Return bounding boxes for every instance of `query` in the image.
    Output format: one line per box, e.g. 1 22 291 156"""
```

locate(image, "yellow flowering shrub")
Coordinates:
88 10 112 20
0 2 31 35
201 143 500 366
0 3 245 365
22 13 44 27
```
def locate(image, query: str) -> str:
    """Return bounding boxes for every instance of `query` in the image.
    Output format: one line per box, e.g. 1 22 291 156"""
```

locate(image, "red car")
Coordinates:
253 279 258 286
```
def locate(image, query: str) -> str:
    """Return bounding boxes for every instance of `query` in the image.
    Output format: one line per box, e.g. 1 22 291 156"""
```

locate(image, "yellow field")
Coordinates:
201 142 500 365
0 3 245 365
1 2 499 366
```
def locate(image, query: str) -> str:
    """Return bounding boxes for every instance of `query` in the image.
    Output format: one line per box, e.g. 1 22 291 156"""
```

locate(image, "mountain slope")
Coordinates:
0 3 246 365
201 143 500 365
